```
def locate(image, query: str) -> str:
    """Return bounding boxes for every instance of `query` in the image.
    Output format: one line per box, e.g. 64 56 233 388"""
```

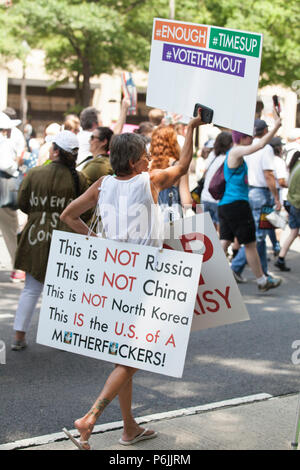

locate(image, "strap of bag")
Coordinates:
86 177 108 239
76 155 93 168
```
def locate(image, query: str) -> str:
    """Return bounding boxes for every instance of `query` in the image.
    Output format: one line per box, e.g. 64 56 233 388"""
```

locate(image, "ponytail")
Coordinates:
288 151 300 173
53 143 80 197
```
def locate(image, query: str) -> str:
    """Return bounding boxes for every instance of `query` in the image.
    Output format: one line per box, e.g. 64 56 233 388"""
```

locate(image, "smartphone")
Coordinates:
272 95 281 115
193 103 214 123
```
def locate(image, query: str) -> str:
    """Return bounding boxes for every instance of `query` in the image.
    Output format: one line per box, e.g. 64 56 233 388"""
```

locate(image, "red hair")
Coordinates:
150 125 180 170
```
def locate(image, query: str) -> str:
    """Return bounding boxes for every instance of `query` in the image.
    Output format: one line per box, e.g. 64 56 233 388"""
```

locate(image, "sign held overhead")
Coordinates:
147 18 263 135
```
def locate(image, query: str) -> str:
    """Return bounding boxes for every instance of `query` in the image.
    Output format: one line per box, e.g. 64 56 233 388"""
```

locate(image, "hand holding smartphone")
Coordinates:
193 103 214 123
272 95 281 116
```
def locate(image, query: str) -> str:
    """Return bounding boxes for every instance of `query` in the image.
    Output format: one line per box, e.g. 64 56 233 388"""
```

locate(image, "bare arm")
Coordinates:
229 112 282 167
264 170 281 210
179 172 193 208
113 97 130 135
150 111 204 191
60 178 103 236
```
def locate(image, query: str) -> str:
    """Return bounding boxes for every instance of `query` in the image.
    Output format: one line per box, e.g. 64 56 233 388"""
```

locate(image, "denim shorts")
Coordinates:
289 203 300 229
202 200 219 224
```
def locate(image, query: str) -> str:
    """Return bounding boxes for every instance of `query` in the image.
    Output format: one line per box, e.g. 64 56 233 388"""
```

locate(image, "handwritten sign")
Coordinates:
163 212 249 331
146 18 263 135
36 231 202 378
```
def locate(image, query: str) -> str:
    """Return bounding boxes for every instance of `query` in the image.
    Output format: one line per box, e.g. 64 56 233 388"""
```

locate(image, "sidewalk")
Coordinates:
1 393 299 451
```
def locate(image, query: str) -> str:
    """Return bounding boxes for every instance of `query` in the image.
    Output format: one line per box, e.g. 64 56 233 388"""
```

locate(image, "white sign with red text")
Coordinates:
36 230 202 378
163 212 249 331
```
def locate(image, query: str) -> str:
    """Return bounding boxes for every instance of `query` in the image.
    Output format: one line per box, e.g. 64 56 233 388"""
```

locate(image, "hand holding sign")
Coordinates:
147 18 263 135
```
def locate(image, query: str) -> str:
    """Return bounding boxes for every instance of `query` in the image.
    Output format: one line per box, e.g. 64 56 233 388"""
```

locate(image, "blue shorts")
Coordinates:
289 203 300 229
203 200 219 224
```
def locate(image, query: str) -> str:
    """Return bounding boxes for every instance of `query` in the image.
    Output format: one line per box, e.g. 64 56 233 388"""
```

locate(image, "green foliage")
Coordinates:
0 0 299 105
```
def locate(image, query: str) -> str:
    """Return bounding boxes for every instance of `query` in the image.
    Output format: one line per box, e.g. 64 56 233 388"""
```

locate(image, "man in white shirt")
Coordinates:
76 107 102 170
231 119 281 279
3 108 26 163
0 112 25 282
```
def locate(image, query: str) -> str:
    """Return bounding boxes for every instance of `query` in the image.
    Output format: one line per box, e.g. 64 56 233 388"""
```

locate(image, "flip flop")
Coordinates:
119 428 158 446
62 427 91 450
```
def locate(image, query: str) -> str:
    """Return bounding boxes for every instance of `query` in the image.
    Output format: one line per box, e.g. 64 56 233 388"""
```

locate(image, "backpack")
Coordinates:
208 153 239 200
208 161 226 200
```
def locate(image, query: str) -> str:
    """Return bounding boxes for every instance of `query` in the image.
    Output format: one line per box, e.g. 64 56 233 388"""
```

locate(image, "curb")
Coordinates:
0 392 273 450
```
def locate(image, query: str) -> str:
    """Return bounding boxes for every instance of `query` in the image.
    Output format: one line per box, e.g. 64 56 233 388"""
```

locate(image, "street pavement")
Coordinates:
1 226 300 452
0 392 299 451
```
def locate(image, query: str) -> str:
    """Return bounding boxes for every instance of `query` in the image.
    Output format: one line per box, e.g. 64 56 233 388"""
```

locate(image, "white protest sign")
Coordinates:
36 230 202 378
146 18 263 135
163 212 249 331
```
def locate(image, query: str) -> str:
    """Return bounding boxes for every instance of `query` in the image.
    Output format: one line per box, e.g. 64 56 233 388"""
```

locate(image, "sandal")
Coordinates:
62 427 91 450
119 428 157 446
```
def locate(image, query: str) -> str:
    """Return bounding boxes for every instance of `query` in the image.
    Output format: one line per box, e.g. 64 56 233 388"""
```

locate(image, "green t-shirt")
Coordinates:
288 162 300 209
81 155 113 186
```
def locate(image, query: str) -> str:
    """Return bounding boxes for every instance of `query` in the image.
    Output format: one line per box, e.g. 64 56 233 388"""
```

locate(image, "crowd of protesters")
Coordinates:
0 99 300 448
0 101 299 317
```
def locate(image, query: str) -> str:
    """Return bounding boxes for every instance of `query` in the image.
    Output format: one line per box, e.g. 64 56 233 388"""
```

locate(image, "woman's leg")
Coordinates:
220 239 231 253
117 375 155 442
13 273 43 345
74 364 138 448
244 241 264 279
245 241 281 290
278 228 299 258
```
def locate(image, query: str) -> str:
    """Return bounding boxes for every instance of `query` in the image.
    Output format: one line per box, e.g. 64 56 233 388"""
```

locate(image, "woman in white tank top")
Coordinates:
60 111 204 450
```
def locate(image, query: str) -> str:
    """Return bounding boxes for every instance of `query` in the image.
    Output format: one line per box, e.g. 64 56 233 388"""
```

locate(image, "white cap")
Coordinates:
45 122 61 136
0 111 21 129
46 130 79 153
204 138 215 148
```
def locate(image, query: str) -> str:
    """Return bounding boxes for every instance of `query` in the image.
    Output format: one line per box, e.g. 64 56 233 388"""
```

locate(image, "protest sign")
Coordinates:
163 212 249 331
146 18 263 135
36 231 202 378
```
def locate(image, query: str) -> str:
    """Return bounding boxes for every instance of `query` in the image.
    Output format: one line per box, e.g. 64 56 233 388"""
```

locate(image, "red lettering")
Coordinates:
104 248 140 267
81 292 107 307
115 321 124 335
74 313 84 327
203 290 220 312
215 287 231 308
102 272 136 291
180 233 213 262
194 294 206 315
127 324 136 338
165 334 176 347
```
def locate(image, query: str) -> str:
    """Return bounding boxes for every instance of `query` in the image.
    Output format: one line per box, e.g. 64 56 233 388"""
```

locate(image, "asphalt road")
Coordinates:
1 232 300 445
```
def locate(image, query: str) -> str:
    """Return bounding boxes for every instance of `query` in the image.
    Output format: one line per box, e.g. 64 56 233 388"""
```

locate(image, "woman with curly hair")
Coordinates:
150 125 193 221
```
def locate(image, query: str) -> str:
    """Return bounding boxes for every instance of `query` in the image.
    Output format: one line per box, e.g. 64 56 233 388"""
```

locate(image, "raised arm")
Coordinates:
113 97 131 135
150 110 204 191
229 109 282 167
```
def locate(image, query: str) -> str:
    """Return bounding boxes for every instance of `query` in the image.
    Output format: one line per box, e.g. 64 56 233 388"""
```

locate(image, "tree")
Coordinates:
175 0 300 88
5 0 164 107
1 0 299 106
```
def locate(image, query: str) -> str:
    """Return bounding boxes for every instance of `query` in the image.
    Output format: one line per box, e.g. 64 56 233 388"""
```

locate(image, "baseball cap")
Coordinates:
46 130 79 153
254 119 268 134
270 136 283 148
0 111 21 129
204 139 215 148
